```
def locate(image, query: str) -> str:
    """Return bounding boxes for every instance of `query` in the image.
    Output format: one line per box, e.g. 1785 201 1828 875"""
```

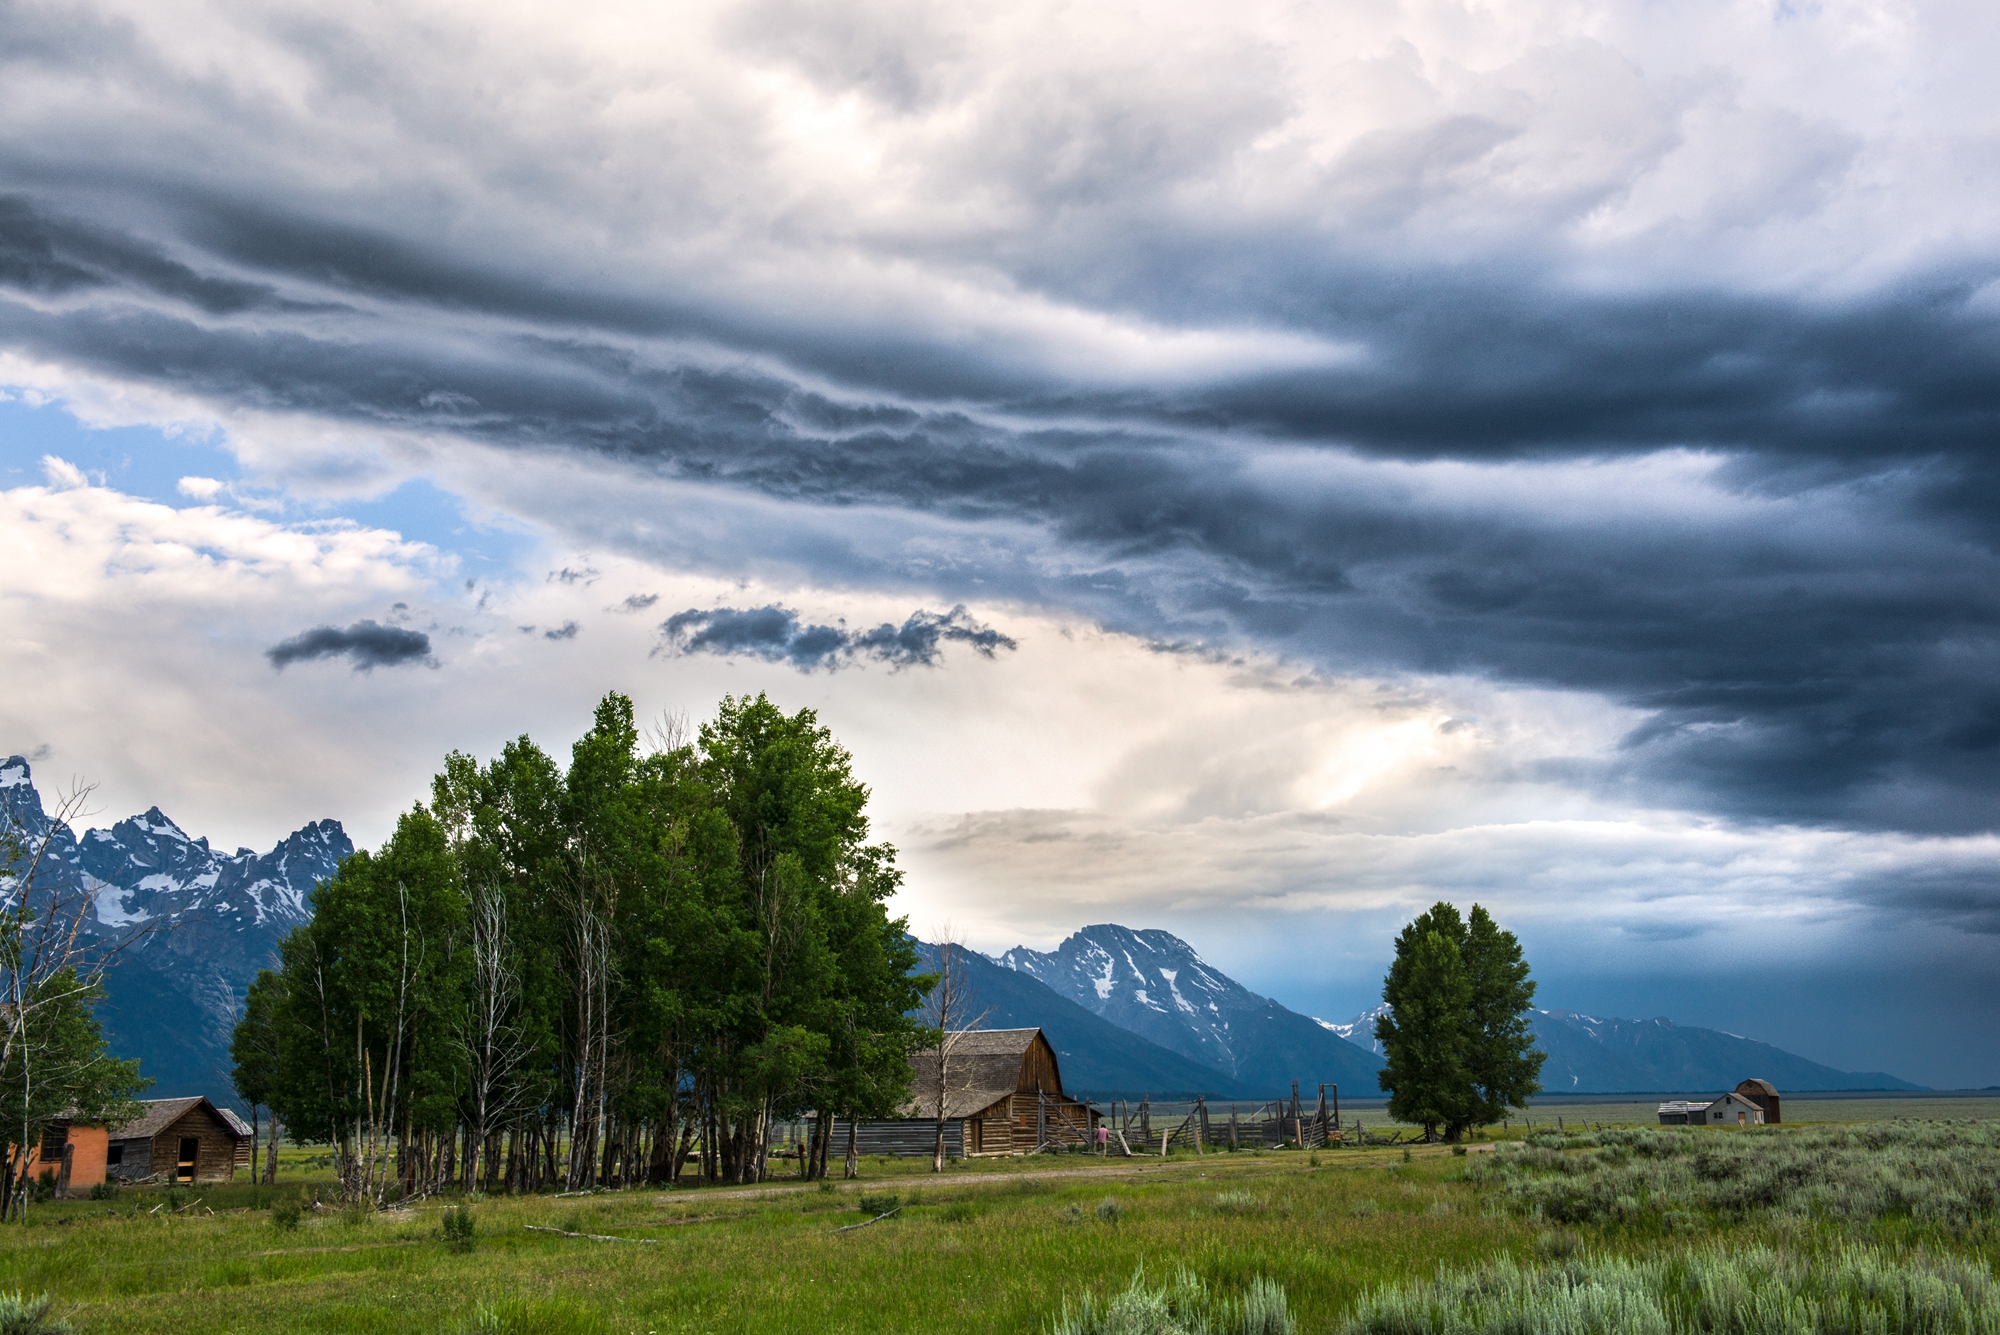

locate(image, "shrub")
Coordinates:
1096 1197 1123 1224
0 1292 71 1335
1341 1241 2000 1334
1452 1145 1468 1157
1213 1191 1263 1216
1347 1198 1378 1218
269 1195 304 1231
817 1180 836 1194
1048 1267 1296 1335
442 1204 476 1252
85 1183 116 1202
941 1200 981 1223
1058 1202 1085 1225
1469 1121 2000 1232
857 1192 900 1216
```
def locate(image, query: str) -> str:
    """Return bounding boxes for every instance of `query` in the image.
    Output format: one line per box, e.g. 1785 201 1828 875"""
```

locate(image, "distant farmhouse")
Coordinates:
826 1028 1098 1157
1659 1079 1780 1126
25 1097 253 1195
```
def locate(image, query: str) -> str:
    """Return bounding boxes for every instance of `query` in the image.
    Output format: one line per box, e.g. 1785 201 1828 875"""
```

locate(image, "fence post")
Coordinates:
1195 1098 1208 1156
1139 1098 1151 1153
1229 1105 1239 1150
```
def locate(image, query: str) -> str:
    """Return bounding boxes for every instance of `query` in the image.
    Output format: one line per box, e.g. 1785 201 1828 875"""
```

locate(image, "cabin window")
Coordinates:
106 1144 124 1166
38 1126 67 1158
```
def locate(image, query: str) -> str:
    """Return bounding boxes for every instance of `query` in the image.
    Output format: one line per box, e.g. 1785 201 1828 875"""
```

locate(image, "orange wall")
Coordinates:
20 1125 109 1192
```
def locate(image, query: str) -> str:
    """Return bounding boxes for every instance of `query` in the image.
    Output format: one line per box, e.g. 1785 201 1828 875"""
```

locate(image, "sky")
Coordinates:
3 0 1998 1088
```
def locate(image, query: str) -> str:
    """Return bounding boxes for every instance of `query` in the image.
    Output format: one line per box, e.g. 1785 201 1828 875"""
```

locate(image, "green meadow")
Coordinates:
2 1119 1996 1334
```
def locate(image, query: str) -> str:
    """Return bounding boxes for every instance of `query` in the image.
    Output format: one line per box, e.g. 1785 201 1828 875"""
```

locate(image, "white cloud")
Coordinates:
175 476 224 499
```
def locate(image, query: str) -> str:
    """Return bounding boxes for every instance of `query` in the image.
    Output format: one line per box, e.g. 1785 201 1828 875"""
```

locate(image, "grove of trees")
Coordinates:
230 692 933 1201
1374 901 1544 1141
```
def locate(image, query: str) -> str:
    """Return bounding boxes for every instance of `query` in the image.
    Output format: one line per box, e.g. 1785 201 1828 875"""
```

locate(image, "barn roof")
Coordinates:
896 1028 1065 1119
1736 1078 1778 1096
110 1097 247 1142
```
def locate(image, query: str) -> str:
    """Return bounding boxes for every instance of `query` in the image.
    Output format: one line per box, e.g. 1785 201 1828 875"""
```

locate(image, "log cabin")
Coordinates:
105 1097 250 1184
825 1028 1098 1157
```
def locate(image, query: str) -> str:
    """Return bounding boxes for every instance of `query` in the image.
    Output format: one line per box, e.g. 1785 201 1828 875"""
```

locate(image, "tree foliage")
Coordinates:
233 691 930 1196
1375 902 1543 1141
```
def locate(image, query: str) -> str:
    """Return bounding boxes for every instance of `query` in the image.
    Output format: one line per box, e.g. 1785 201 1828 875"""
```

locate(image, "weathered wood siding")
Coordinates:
834 1118 965 1158
150 1107 241 1183
106 1138 153 1181
1020 1033 1061 1093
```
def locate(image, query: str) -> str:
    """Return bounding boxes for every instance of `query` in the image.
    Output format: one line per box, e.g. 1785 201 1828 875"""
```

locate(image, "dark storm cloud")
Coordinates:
6 185 2000 838
266 621 434 671
660 605 1015 670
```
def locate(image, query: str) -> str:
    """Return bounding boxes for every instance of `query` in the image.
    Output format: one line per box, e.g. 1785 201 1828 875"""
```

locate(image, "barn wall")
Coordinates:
835 1119 965 1158
1020 1036 1061 1095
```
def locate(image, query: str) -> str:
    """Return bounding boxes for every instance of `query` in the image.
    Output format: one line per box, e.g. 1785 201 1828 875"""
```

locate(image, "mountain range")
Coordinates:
0 757 348 1098
0 759 1927 1102
1319 1002 1922 1094
993 924 1381 1095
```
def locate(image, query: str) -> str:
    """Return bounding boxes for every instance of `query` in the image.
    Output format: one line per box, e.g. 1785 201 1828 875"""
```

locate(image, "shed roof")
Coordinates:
110 1097 247 1143
216 1107 253 1138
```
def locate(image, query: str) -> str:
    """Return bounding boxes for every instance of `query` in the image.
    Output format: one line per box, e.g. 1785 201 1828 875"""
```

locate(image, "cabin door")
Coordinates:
177 1137 200 1183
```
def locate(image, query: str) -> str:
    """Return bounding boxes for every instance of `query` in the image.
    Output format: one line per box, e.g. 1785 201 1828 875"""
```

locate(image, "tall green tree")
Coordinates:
230 969 285 1183
1375 902 1543 1141
239 689 926 1197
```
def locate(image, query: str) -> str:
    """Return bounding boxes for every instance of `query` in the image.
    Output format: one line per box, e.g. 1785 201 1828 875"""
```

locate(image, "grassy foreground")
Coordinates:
0 1127 1993 1333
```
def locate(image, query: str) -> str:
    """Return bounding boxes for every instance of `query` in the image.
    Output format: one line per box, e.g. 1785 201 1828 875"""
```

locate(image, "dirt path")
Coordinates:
634 1141 1488 1205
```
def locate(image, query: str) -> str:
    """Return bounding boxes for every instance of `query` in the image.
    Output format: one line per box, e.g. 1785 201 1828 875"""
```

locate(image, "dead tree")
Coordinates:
919 931 988 1172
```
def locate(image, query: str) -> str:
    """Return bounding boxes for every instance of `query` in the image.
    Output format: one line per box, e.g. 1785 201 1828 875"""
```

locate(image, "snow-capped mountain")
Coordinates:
994 924 1382 1096
1 756 349 1098
1317 1003 1391 1057
1319 1001 1922 1093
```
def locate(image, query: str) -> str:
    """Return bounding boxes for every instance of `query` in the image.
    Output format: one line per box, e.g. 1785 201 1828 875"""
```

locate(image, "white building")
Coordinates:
1657 1090 1765 1126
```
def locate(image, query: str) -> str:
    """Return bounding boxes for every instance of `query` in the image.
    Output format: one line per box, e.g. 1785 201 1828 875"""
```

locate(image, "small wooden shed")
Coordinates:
106 1097 250 1184
828 1028 1098 1157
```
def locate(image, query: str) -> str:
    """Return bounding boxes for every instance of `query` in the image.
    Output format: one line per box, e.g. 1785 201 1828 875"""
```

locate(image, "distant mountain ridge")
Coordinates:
1318 1002 1924 1094
993 924 1382 1095
0 757 348 1099
912 940 1257 1098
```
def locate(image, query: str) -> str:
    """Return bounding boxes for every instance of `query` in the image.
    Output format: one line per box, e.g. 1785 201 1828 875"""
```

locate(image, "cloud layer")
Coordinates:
2 0 1999 1081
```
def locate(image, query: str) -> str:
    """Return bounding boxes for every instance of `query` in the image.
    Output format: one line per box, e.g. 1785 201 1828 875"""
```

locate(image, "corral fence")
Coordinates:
1090 1081 1411 1156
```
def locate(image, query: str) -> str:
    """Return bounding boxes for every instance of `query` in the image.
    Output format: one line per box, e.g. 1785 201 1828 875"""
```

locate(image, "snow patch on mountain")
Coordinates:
993 924 1383 1094
0 755 351 1097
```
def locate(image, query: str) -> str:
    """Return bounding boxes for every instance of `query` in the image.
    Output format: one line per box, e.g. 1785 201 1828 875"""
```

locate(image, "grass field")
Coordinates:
1 1116 1994 1333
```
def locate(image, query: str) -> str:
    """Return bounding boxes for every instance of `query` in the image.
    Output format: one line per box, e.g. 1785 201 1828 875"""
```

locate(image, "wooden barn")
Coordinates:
106 1097 250 1184
826 1028 1097 1157
1734 1079 1780 1124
